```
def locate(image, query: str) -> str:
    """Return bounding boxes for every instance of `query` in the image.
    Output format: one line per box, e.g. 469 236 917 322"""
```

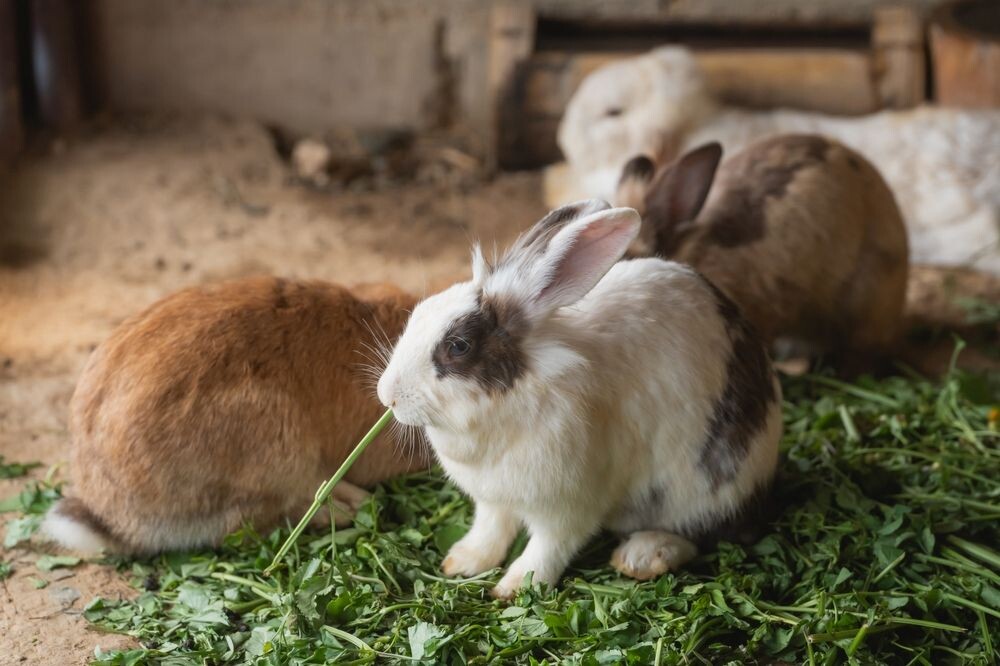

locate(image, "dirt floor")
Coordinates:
0 115 545 665
0 115 997 665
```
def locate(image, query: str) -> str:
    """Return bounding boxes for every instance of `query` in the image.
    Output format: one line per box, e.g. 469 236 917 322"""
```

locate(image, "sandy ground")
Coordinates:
0 115 544 665
0 115 997 665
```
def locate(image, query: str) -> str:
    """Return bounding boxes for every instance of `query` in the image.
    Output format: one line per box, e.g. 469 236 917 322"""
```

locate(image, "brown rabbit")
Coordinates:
617 134 909 356
43 276 428 554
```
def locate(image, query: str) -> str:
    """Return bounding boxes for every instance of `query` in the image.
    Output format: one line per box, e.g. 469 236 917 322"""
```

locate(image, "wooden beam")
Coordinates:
872 6 926 109
0 0 23 163
698 49 877 114
489 0 536 169
29 0 83 130
930 0 1000 108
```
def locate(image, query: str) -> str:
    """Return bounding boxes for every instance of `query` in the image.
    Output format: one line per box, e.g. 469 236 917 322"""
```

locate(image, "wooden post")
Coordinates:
29 0 83 130
872 6 926 109
0 0 23 163
488 0 535 170
930 0 1000 108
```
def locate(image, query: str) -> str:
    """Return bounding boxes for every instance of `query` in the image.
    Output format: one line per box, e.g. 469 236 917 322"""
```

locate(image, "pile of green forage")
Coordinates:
3 365 998 665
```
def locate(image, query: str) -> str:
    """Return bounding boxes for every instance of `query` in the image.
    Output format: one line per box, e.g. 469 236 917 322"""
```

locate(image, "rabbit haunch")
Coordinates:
617 134 909 356
378 200 781 597
44 277 428 555
555 47 1000 274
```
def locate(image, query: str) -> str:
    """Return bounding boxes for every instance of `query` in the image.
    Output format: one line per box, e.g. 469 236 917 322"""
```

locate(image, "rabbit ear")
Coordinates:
617 155 657 210
508 199 612 258
476 199 610 289
522 208 640 316
646 142 722 229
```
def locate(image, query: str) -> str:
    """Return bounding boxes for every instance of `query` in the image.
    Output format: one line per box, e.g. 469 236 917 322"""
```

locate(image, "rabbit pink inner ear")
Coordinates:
646 141 722 226
533 208 641 312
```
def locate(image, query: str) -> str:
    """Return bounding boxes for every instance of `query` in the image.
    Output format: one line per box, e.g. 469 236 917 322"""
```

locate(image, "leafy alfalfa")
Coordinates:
263 407 394 575
29 365 1000 663
0 455 42 479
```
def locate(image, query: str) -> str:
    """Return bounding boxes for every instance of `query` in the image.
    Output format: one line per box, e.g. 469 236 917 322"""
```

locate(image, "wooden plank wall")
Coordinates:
0 0 23 164
499 7 927 168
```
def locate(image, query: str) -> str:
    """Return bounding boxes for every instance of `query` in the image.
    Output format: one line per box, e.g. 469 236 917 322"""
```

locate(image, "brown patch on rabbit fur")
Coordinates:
621 134 909 355
64 277 425 554
432 293 528 393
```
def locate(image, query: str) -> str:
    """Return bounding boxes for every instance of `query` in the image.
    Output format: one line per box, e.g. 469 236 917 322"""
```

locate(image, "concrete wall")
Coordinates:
85 0 490 137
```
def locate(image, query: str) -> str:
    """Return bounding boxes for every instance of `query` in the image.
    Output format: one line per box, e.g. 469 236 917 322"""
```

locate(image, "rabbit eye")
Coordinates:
448 338 471 357
605 107 623 118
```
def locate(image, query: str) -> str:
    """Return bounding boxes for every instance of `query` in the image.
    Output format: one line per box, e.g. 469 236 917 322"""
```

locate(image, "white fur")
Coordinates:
555 47 1000 274
378 204 782 597
40 502 109 555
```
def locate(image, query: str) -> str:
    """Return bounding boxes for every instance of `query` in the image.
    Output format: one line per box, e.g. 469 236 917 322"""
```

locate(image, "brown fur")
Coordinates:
64 276 427 554
619 134 909 354
432 292 528 393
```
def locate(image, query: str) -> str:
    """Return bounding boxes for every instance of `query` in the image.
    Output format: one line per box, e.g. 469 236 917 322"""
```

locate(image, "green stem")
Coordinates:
805 375 901 408
210 572 277 599
264 408 394 575
947 535 1000 570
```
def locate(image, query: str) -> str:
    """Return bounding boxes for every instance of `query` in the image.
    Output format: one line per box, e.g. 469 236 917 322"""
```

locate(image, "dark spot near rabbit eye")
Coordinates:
432 293 527 393
697 276 777 490
605 107 623 117
847 155 862 172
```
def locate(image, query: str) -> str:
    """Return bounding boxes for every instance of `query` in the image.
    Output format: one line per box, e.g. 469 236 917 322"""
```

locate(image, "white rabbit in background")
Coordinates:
378 200 781 599
554 47 1000 275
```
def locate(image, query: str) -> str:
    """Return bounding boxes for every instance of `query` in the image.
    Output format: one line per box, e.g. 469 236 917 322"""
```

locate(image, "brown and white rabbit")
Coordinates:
378 200 782 598
43 276 428 555
616 134 909 357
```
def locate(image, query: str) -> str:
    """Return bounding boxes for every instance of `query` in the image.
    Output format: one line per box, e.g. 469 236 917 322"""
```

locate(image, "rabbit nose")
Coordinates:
376 374 396 408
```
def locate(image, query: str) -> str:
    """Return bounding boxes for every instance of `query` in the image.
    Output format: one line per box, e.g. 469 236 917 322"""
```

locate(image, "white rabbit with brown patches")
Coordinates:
378 200 781 599
616 134 909 358
555 47 1000 274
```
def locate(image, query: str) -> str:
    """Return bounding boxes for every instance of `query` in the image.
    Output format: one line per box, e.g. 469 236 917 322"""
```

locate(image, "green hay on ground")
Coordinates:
4 367 999 665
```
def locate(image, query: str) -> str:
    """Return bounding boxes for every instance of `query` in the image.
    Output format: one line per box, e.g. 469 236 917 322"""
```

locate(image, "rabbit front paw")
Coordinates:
442 539 505 577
